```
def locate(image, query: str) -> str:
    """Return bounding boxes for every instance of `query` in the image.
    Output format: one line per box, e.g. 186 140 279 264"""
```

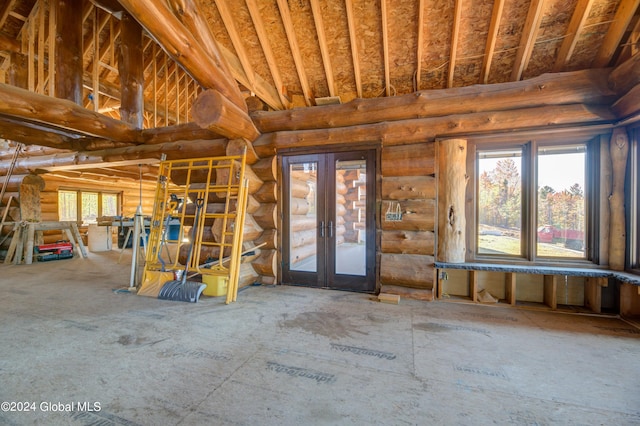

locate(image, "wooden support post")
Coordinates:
5 223 21 264
543 275 557 310
505 272 516 306
54 0 84 104
608 127 629 271
25 223 35 265
437 139 467 263
584 277 606 314
469 270 478 302
118 12 144 129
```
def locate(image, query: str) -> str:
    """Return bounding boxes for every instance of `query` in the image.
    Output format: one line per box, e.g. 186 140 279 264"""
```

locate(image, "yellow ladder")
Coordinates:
143 152 249 303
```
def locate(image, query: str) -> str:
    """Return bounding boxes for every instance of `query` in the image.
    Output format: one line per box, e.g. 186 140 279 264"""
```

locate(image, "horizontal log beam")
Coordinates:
192 89 260 141
254 104 615 152
0 83 142 143
251 69 616 133
11 139 227 174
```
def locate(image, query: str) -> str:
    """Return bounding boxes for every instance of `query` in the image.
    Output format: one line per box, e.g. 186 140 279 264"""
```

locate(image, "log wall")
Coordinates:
380 143 436 293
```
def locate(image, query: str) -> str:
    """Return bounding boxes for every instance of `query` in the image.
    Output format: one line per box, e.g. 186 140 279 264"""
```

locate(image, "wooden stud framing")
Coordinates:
615 12 640 65
469 270 478 302
505 272 516 305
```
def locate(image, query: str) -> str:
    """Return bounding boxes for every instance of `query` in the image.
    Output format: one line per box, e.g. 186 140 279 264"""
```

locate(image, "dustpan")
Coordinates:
158 198 206 303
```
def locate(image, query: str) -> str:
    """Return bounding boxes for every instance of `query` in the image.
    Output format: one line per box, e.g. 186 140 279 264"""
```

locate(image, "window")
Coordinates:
58 190 120 225
475 141 594 263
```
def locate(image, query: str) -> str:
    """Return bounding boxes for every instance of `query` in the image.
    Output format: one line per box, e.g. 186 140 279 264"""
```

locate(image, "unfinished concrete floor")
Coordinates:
1 250 639 426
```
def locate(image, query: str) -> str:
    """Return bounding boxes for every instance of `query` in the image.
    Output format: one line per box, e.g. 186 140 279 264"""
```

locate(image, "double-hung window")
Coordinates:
474 140 595 263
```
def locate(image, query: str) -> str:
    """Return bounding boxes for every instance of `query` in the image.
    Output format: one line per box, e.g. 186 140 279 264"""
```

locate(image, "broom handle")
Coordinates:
182 198 204 285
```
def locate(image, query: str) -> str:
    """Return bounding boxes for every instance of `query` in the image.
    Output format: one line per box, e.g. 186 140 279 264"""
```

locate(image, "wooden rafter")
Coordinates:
415 0 425 90
615 11 640 65
309 0 335 97
593 0 640 67
448 0 462 88
553 0 594 72
214 0 256 92
480 0 505 84
275 0 312 106
344 0 362 98
245 0 291 109
381 0 390 96
0 0 18 29
511 0 545 81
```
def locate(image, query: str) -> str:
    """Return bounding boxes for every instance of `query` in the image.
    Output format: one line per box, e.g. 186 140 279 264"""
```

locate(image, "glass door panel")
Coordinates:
289 161 318 272
334 158 367 276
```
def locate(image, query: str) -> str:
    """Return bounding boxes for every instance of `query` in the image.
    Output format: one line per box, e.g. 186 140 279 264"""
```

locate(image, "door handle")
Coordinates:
319 221 325 238
328 221 334 238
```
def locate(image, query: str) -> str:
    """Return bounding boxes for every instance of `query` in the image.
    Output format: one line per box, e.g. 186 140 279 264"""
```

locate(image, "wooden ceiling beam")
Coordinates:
480 0 505 84
116 0 248 113
275 0 312 106
251 69 615 133
344 0 362 98
213 0 257 93
245 0 291 109
447 0 462 88
381 0 390 96
552 0 594 72
309 0 336 97
615 11 640 65
593 0 640 67
0 83 142 142
511 0 545 81
0 0 18 29
415 0 425 91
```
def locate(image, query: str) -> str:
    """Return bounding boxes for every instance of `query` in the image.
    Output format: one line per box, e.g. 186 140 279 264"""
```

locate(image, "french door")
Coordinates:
282 150 376 292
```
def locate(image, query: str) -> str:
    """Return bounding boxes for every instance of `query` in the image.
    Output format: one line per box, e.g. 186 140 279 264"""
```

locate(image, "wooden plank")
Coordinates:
214 0 257 92
505 272 516 306
584 277 604 313
543 275 557 310
511 0 545 81
309 0 336 97
275 0 312 106
70 222 88 258
381 0 390 96
469 270 478 302
415 0 425 90
344 0 362 97
447 0 462 88
552 0 594 72
593 0 640 68
5 223 20 264
378 293 400 304
480 0 505 83
245 0 291 109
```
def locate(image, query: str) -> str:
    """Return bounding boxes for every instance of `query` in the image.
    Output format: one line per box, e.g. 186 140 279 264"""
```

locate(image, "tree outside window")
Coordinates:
476 143 588 261
58 190 120 225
